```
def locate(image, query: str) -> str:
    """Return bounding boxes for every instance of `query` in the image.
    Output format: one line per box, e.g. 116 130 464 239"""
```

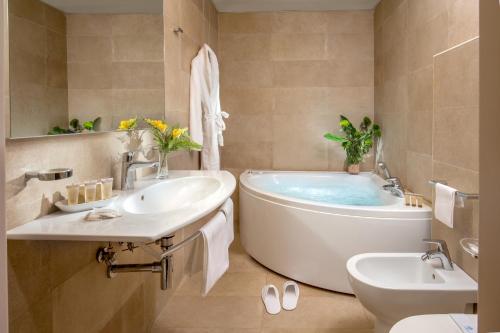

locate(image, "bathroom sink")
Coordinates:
347 253 477 333
122 176 223 215
7 171 236 242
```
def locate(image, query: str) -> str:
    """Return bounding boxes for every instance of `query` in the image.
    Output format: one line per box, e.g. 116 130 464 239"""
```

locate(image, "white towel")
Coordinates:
220 199 234 245
434 183 457 228
200 211 230 296
84 208 122 221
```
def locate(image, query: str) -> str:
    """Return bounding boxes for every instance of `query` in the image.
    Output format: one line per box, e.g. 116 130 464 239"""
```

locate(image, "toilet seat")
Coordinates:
390 314 474 333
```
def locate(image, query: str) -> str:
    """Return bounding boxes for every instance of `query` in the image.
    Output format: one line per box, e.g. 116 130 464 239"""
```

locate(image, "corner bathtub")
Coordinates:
239 170 432 294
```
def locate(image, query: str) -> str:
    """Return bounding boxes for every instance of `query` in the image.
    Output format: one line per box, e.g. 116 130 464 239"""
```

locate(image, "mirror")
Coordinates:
8 0 164 138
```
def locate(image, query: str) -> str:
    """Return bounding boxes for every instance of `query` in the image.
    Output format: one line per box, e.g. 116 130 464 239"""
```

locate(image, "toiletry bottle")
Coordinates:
78 184 85 204
66 184 79 205
101 178 113 200
96 182 102 201
84 181 98 203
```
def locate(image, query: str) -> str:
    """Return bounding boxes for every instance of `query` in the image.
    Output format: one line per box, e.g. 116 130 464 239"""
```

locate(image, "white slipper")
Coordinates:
282 281 299 311
261 285 281 315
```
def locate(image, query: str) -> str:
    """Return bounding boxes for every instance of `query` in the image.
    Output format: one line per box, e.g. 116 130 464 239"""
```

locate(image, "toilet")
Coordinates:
390 314 477 333
346 253 477 333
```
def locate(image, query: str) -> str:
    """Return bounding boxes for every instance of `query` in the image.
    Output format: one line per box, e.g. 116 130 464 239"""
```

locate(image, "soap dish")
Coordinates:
55 195 119 213
460 238 479 259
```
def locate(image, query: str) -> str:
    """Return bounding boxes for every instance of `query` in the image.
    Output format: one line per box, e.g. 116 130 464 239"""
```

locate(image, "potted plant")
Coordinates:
324 115 381 175
144 118 202 178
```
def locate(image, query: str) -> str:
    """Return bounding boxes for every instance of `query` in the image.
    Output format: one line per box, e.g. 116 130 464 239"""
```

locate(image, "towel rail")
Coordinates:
96 207 230 290
160 230 201 259
428 180 479 200
159 208 229 259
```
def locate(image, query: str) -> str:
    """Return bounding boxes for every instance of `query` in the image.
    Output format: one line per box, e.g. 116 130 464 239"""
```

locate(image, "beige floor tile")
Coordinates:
154 296 263 329
362 309 376 327
154 329 260 333
153 235 373 333
261 329 374 333
265 271 338 298
228 239 269 274
177 271 267 297
262 296 372 329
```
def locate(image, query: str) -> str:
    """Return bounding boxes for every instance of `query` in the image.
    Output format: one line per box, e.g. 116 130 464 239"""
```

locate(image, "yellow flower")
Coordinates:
145 118 168 133
118 118 137 130
172 127 188 139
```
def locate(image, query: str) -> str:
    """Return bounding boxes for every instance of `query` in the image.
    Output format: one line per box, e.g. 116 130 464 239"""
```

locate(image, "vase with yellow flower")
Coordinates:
118 117 144 152
144 118 202 178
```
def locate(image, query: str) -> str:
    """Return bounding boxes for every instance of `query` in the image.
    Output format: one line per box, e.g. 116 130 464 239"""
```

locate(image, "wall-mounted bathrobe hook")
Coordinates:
173 27 184 34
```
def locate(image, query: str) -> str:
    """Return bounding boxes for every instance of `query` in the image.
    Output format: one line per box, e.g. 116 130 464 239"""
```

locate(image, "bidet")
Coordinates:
347 253 477 333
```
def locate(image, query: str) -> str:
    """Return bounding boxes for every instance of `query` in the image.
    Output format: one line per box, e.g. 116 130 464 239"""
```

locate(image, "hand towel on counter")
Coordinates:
85 208 122 221
220 198 234 245
434 183 457 228
200 211 231 296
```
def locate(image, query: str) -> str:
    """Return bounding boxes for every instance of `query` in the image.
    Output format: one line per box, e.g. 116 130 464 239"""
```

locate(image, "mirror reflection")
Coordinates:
8 0 164 138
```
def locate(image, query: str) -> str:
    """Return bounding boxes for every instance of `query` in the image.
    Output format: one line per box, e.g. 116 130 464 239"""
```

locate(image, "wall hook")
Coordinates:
173 27 184 34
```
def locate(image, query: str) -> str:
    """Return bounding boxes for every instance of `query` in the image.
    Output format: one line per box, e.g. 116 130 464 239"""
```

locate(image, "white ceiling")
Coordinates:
41 0 162 14
213 0 381 12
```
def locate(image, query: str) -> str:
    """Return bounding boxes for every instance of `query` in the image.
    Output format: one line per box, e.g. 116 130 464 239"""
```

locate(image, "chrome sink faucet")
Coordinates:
421 239 454 271
121 151 159 190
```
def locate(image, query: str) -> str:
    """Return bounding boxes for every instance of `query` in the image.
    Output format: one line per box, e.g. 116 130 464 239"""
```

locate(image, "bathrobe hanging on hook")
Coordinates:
190 44 229 170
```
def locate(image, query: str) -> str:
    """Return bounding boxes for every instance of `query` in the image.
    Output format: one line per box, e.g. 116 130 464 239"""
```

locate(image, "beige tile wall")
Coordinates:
9 0 68 137
6 0 219 331
163 0 218 170
218 11 375 224
220 11 374 173
374 0 479 279
67 14 165 131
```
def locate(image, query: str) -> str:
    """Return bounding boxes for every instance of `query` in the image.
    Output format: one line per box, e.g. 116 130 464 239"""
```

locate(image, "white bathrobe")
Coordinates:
190 44 228 170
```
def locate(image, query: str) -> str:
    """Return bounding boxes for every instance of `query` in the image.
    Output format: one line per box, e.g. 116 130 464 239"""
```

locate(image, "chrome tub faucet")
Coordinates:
382 177 405 198
377 162 405 198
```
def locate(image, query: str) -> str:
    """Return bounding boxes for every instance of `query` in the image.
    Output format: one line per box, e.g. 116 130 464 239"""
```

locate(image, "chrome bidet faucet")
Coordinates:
421 239 454 271
121 151 159 190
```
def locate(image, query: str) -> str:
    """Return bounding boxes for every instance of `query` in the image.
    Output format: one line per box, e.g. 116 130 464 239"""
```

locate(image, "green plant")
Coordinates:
83 117 101 131
324 115 381 166
48 117 101 135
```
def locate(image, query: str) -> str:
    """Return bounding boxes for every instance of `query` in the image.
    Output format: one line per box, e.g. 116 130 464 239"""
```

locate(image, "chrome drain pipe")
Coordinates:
97 235 177 290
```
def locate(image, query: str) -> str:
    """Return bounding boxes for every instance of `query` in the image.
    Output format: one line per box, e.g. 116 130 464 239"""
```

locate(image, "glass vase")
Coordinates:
126 130 143 152
157 150 169 179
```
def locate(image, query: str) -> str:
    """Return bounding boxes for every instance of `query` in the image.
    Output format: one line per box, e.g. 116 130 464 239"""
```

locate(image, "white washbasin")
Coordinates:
7 171 236 242
347 253 477 333
122 176 223 215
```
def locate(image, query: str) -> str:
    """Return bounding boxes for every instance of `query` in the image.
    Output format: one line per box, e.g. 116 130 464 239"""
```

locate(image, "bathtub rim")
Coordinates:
239 170 432 219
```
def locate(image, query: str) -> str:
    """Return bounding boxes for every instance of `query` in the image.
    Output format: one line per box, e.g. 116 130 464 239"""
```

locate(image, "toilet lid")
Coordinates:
390 314 474 333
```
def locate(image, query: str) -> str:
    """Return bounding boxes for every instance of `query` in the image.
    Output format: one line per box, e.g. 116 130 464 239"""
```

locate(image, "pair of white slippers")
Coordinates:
261 281 299 315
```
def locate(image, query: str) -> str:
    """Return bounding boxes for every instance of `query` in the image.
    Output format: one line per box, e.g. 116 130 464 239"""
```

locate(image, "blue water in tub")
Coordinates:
249 173 385 206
